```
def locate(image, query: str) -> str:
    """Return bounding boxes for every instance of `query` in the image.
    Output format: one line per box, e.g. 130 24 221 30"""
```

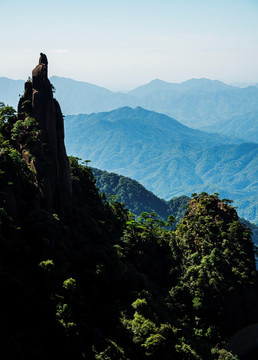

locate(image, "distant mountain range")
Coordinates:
1 76 258 142
1 76 257 222
64 106 258 223
0 77 24 108
200 112 258 144
52 77 258 137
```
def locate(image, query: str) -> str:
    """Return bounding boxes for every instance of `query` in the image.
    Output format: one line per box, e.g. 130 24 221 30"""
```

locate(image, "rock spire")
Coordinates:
18 53 72 213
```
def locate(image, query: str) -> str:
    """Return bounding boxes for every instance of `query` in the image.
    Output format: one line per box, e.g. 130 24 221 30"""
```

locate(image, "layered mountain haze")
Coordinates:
64 106 258 223
1 72 257 223
52 76 258 132
49 76 135 115
0 77 24 107
201 112 258 144
1 76 258 140
126 79 258 130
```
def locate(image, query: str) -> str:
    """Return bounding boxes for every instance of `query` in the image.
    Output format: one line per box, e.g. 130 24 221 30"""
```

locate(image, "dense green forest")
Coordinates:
1 53 258 359
1 100 258 359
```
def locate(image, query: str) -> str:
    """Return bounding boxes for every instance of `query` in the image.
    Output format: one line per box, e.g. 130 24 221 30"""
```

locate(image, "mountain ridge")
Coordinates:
128 77 236 96
49 76 258 131
200 111 258 143
92 167 190 220
2 76 258 138
64 106 258 223
65 105 242 144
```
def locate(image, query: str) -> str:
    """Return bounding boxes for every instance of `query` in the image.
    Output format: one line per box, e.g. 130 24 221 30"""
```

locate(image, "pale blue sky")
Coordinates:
1 0 258 90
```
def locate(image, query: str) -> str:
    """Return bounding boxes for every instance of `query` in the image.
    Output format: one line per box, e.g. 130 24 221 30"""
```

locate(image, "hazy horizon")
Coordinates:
1 74 257 93
1 0 258 90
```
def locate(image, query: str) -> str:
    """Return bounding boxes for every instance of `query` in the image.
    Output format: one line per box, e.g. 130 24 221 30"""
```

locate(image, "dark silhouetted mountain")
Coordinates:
64 107 258 223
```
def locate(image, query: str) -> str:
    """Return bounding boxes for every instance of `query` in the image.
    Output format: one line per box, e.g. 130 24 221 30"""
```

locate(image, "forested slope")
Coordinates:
92 167 189 220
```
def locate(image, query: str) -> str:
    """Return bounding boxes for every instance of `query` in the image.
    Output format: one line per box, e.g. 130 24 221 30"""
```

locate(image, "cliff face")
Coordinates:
18 53 72 213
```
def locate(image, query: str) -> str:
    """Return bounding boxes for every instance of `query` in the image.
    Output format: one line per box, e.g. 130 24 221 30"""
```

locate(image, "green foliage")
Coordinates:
0 145 36 200
175 342 200 359
0 102 17 148
166 214 176 230
124 311 158 345
132 298 148 311
0 100 258 359
122 299 180 359
56 302 78 336
170 193 256 353
69 156 96 188
63 277 76 291
92 167 171 219
94 340 129 360
217 349 239 360
39 259 54 272
11 117 40 146
0 102 16 122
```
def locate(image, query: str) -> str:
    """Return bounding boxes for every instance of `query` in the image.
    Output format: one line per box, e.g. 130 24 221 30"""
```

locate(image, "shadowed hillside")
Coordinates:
92 167 189 220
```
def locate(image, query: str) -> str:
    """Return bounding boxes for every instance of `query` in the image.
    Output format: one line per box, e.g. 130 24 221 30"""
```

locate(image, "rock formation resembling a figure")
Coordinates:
18 53 72 213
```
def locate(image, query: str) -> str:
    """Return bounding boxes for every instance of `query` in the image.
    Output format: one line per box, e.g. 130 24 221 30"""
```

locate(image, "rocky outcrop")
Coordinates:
18 53 72 213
